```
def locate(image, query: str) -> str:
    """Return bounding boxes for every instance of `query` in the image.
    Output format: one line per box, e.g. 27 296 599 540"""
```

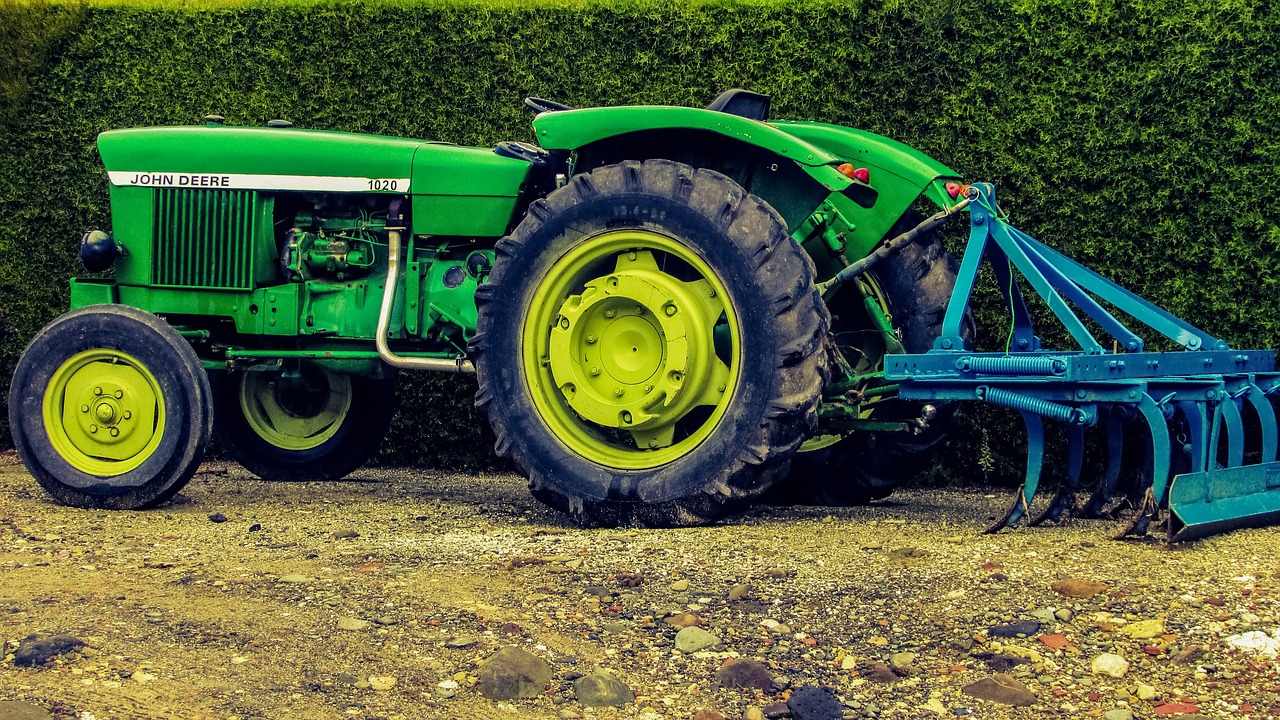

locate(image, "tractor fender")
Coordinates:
773 121 964 257
532 106 875 215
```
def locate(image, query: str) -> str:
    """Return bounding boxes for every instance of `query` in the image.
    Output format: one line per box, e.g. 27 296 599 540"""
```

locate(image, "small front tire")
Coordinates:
8 304 212 509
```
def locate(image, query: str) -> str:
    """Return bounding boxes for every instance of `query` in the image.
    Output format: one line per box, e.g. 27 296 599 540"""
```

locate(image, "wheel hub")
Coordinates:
548 250 723 449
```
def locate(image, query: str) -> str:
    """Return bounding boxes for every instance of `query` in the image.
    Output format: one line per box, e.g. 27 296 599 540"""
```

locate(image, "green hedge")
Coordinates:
2 0 1277 478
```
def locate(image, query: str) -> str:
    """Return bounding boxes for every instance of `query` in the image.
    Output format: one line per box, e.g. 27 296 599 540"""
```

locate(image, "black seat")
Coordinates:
704 89 771 121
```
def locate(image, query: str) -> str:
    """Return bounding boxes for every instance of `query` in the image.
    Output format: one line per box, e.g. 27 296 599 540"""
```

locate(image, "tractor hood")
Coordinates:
98 126 532 199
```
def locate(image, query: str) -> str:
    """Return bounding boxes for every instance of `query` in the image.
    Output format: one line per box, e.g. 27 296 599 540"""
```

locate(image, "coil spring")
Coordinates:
976 386 1087 424
958 355 1067 376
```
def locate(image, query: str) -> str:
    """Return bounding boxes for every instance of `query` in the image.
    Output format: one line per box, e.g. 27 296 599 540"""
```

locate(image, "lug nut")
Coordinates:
648 439 658 448
591 368 601 376
123 410 132 420
605 309 616 318
613 388 624 397
628 251 636 261
559 317 570 329
80 404 89 413
665 305 677 316
114 389 123 399
89 425 98 433
621 411 632 424
644 384 653 393
109 427 119 437
586 334 597 344
93 387 103 396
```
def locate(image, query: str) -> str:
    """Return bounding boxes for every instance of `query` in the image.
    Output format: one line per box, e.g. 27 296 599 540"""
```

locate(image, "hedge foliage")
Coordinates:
2 0 1277 478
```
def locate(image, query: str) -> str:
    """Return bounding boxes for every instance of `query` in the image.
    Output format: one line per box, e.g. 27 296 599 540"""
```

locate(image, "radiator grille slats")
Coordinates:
154 188 258 290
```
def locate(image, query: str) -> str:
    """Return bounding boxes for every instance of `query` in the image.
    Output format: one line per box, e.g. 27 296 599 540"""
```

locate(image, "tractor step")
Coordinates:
886 183 1280 542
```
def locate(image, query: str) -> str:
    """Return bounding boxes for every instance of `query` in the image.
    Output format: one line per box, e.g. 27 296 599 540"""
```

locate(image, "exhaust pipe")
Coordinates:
375 199 475 373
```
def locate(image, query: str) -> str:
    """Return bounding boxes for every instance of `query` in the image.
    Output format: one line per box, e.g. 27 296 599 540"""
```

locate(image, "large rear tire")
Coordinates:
776 210 963 505
8 304 212 509
212 365 395 481
473 159 829 526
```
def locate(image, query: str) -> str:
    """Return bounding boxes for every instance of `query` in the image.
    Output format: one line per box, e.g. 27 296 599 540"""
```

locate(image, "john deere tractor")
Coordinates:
17 91 1278 539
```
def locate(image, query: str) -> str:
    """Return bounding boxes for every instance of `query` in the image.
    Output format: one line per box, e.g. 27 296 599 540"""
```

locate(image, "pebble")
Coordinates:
1118 619 1163 639
762 701 791 719
715 658 773 691
670 578 689 591
476 646 552 700
445 636 477 648
11 634 85 667
674 626 720 653
373 616 398 626
1103 710 1134 720
745 708 766 720
1051 579 1108 599
961 674 1036 706
888 652 916 673
1226 629 1280 657
989 620 1039 638
368 675 396 691
728 583 751 601
436 679 460 698
208 513 228 523
859 661 899 683
1055 609 1073 622
788 685 844 720
665 613 701 629
337 617 369 631
1091 653 1129 678
0 701 53 720
332 529 359 539
278 574 310 584
573 668 634 707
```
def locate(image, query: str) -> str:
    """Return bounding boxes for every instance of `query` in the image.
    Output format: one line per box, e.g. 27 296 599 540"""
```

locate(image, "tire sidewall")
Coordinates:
8 305 209 509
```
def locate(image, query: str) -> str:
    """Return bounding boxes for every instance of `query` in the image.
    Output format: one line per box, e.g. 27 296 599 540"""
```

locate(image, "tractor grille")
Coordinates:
153 188 260 290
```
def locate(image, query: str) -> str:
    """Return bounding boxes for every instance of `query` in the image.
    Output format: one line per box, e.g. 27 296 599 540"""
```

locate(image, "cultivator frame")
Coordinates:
885 184 1280 542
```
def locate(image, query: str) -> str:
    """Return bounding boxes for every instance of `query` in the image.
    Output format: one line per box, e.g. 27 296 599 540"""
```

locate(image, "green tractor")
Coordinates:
9 91 969 523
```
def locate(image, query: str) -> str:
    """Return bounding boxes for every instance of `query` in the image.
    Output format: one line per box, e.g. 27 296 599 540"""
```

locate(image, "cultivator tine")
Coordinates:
1243 382 1278 463
1030 423 1084 525
1221 397 1245 468
1114 395 1172 539
1081 407 1127 518
985 411 1045 533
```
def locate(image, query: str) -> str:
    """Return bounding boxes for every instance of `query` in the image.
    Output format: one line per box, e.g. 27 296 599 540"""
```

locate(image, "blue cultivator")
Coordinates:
883 184 1280 542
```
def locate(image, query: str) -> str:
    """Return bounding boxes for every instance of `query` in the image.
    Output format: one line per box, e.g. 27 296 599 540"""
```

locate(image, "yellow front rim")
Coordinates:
42 349 166 476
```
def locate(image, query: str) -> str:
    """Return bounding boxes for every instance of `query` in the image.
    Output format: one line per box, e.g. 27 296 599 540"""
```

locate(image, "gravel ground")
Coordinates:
2 450 1280 720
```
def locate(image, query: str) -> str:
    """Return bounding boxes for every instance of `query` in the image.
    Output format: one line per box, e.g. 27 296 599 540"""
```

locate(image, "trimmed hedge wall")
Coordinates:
2 0 1278 479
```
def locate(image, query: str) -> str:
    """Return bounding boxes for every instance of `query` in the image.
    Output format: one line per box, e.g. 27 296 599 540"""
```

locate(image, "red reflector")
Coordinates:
945 182 962 199
852 167 870 183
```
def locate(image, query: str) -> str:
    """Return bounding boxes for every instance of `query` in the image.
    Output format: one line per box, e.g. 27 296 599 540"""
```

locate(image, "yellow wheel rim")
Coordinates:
42 349 166 476
239 368 352 451
522 229 741 469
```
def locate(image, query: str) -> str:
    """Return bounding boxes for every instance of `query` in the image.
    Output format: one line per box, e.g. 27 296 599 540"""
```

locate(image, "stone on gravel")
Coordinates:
859 661 899 683
278 574 310 583
691 709 725 720
445 636 477 648
573 668 633 707
762 701 790 719
961 674 1036 706
208 513 228 523
368 675 396 691
728 583 751 601
669 578 689 591
665 613 701 628
1226 629 1280 657
889 651 916 673
787 685 843 720
12 634 84 667
1103 710 1134 720
1051 579 1108 598
336 617 369 631
477 646 552 700
675 626 720 653
989 620 1039 638
1091 653 1129 678
1171 644 1206 665
715 658 773 691
1119 619 1164 639
0 701 52 720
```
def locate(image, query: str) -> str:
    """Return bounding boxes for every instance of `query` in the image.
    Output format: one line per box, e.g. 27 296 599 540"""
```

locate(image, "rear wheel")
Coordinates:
776 211 964 504
8 304 211 509
473 159 829 526
212 364 395 481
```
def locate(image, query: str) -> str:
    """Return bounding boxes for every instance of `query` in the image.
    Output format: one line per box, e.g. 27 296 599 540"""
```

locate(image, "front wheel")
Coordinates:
8 304 212 509
473 159 829 526
212 364 395 481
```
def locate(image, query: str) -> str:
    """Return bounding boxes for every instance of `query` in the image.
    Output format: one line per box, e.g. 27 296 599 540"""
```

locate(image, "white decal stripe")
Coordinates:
107 171 410 193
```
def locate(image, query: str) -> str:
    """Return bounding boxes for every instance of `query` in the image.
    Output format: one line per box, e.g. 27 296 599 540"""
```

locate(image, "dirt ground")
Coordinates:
3 451 1280 720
